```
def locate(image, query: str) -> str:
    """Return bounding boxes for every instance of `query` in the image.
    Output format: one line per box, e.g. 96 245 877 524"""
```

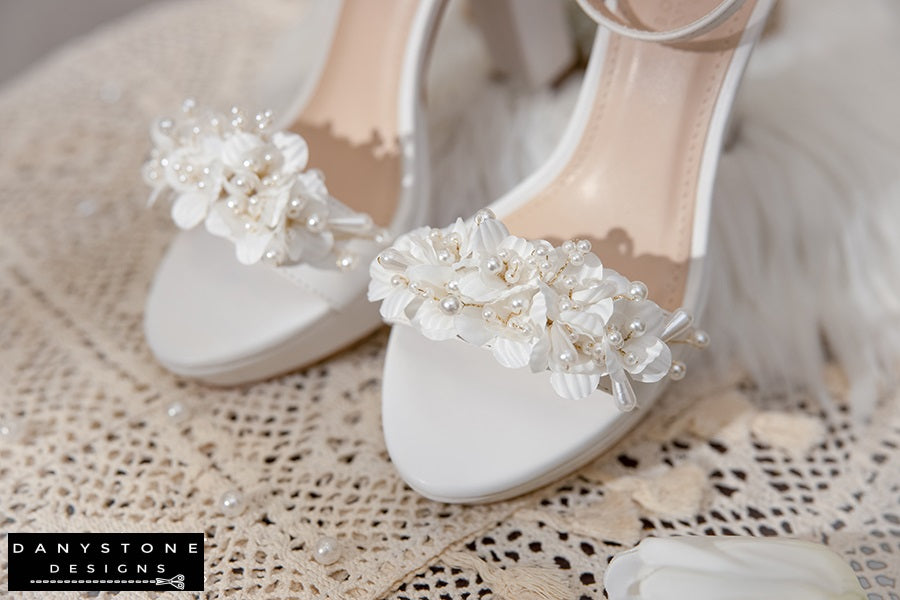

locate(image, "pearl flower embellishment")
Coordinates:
368 210 708 406
142 99 387 269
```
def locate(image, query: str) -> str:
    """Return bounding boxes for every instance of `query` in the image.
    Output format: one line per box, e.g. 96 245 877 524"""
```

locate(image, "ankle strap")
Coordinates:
576 0 747 43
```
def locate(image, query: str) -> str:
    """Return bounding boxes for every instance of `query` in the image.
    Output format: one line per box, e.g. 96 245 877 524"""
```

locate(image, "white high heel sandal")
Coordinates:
370 0 774 503
141 0 445 384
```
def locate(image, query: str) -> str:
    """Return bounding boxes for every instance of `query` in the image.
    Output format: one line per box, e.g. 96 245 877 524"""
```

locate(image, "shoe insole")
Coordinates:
290 0 422 227
504 0 757 312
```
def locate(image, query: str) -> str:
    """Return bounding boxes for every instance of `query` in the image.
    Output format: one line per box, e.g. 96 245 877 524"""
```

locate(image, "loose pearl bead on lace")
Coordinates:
313 537 341 565
166 401 189 422
0 418 23 442
220 490 244 516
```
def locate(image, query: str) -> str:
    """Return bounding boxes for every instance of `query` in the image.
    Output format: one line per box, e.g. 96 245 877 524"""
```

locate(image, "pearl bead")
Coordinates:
165 401 189 422
390 274 407 287
306 214 325 232
576 239 592 254
535 246 549 258
0 418 23 442
669 361 687 381
624 352 639 368
692 329 710 348
569 254 584 266
446 233 462 247
613 380 637 412
558 350 576 364
428 229 443 243
628 281 649 300
378 250 407 271
628 319 646 335
562 240 576 254
474 208 495 224
482 308 496 321
446 280 460 292
336 253 357 271
607 328 624 348
510 298 525 311
561 276 576 288
437 249 453 263
439 295 462 315
313 536 341 565
220 490 244 516
485 256 503 273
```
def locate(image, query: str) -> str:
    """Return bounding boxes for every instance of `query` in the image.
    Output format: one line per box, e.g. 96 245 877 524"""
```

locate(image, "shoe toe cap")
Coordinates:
144 228 332 377
382 326 631 503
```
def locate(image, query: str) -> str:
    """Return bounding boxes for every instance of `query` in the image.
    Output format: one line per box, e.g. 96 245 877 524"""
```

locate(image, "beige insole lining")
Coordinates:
504 0 755 311
290 0 422 228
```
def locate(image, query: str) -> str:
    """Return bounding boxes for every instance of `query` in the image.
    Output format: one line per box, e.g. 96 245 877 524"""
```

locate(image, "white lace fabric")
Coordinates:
0 1 897 599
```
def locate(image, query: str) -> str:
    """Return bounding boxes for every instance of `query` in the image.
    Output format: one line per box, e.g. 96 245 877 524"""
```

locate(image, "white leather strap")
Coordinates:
575 0 747 43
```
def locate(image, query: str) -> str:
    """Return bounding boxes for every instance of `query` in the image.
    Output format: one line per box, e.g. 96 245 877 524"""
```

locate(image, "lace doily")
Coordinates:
0 1 897 598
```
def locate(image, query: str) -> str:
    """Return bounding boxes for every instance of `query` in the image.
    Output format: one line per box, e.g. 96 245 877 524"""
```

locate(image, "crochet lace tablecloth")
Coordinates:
0 1 898 598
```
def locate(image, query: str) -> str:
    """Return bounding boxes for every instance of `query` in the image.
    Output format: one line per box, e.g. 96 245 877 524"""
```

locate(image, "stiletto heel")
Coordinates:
471 0 576 89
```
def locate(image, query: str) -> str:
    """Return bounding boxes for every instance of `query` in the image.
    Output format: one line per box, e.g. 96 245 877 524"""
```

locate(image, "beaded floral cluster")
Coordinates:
368 210 708 406
142 99 386 269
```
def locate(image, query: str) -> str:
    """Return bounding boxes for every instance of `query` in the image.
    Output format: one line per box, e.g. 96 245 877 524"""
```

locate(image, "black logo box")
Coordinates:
7 533 204 591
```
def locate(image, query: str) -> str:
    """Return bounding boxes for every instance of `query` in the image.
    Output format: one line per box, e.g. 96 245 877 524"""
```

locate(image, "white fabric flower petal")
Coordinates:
235 229 273 265
491 337 534 369
560 308 608 337
470 217 509 253
222 131 264 168
272 131 309 172
630 339 671 383
605 537 866 600
412 301 459 341
455 313 496 346
379 290 416 323
549 372 602 401
171 192 210 229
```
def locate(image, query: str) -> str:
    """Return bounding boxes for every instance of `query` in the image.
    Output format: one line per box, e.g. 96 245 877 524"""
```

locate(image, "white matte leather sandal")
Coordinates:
141 0 445 384
369 0 774 503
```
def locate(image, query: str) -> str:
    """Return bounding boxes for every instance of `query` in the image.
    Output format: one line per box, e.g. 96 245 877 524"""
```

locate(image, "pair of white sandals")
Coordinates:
143 0 774 503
